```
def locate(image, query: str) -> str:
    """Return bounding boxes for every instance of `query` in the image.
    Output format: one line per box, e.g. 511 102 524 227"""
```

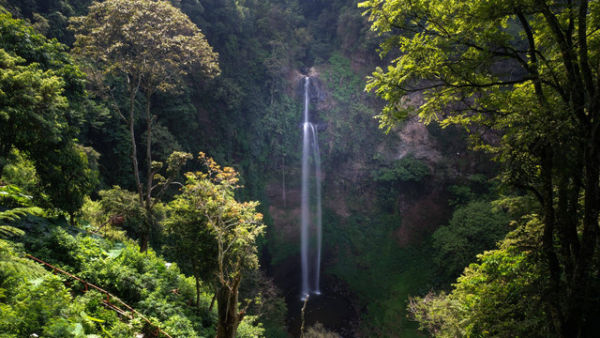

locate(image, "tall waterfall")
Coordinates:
301 76 322 299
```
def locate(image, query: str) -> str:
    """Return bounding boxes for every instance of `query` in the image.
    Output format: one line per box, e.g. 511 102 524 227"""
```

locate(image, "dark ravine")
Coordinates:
271 253 360 337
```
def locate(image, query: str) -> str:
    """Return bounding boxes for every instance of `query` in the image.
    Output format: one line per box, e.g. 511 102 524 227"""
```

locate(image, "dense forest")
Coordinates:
1 0 599 337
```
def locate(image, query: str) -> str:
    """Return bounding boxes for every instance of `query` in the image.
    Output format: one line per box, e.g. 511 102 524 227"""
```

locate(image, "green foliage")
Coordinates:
409 218 548 337
320 52 383 165
432 201 510 283
372 155 430 183
71 0 217 251
1 274 76 337
447 185 475 207
97 187 145 234
0 10 97 214
0 233 44 290
362 0 600 334
0 184 44 279
259 94 302 172
12 218 234 336
239 269 288 338
305 322 340 338
1 206 136 336
37 143 99 217
1 149 38 193
0 0 93 44
163 172 219 306
165 153 265 337
0 183 36 208
70 0 220 93
0 1 513 337
326 211 431 336
172 153 265 277
370 155 430 211
96 186 165 244
0 44 68 154
236 316 265 338
0 184 44 226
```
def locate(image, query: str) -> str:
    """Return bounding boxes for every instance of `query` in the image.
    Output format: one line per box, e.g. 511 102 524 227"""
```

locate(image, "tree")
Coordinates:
0 10 97 217
70 0 220 251
35 144 99 224
360 0 600 335
97 151 192 243
97 186 148 239
163 181 218 310
409 218 548 337
165 153 265 338
432 201 510 282
0 0 94 44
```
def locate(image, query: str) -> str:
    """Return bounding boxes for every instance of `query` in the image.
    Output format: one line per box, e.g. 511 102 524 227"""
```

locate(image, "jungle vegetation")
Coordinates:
1 0 598 337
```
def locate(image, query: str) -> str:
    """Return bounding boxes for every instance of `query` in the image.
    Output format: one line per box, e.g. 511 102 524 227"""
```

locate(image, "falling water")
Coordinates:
301 90 310 298
311 124 322 295
300 76 322 299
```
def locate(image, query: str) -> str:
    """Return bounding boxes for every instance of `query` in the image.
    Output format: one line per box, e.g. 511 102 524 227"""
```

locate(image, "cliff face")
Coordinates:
262 45 496 333
266 67 453 257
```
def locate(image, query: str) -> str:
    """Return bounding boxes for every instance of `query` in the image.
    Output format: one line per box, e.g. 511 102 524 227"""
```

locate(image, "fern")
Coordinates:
0 206 42 238
0 225 25 238
0 184 35 207
0 206 43 222
0 189 45 277
0 214 45 278
0 238 45 279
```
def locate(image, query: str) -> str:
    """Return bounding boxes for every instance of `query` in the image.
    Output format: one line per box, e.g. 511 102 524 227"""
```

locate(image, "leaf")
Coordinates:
106 243 125 259
71 323 85 336
81 310 105 323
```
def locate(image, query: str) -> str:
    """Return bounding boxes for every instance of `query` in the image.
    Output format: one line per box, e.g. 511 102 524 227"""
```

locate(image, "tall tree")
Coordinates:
360 0 600 335
165 153 265 338
70 0 220 251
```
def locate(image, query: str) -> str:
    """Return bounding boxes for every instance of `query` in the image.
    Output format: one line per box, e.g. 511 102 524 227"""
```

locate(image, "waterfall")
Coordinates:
311 124 322 295
301 108 310 298
300 76 322 299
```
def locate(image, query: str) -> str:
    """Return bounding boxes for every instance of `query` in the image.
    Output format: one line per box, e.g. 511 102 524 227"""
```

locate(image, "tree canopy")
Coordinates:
432 201 510 282
70 0 219 95
0 10 96 215
165 153 265 338
361 0 600 335
70 0 219 251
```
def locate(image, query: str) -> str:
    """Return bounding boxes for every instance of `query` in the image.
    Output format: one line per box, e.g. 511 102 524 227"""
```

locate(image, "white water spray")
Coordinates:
300 76 323 299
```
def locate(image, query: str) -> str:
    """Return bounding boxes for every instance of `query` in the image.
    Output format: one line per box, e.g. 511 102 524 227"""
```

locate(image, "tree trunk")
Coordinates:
69 211 76 227
556 173 577 281
128 80 143 204
540 147 565 334
195 276 201 310
282 152 286 208
140 91 154 253
139 230 149 253
564 138 599 336
216 274 243 338
144 90 153 213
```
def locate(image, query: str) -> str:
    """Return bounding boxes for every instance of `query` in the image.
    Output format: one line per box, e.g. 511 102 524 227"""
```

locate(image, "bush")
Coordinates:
409 218 548 337
372 155 431 184
11 221 223 336
432 201 510 282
